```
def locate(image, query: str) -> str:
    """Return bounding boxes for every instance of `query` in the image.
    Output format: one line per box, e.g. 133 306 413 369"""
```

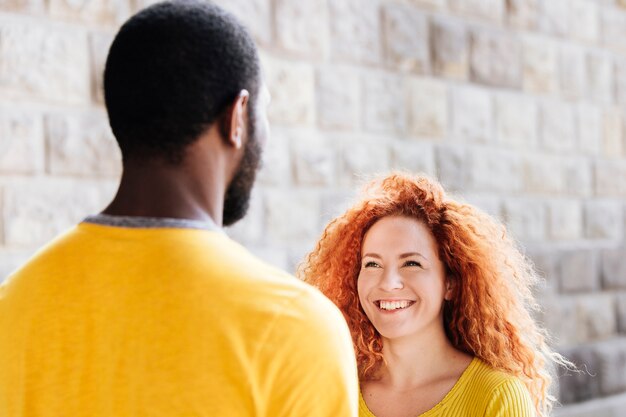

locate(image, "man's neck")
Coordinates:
103 161 225 226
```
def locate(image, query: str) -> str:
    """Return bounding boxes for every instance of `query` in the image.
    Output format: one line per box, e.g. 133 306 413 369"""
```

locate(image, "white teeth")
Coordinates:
379 300 412 310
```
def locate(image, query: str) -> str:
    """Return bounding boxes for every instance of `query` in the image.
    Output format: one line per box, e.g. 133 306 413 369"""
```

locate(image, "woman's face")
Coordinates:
357 215 451 341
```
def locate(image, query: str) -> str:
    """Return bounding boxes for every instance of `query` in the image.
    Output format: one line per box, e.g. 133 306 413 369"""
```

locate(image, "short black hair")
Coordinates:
104 0 260 163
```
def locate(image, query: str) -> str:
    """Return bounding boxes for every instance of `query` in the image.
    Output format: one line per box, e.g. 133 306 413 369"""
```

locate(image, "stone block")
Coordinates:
603 108 624 158
601 8 626 55
291 134 336 186
0 111 44 174
89 32 114 105
264 189 320 243
594 338 626 396
45 113 122 177
559 249 600 292
553 390 626 416
522 35 558 94
391 142 436 176
246 246 288 272
275 0 327 58
329 0 381 65
618 294 626 333
263 56 315 126
435 145 467 192
585 200 623 241
0 0 45 14
451 85 493 143
562 157 593 198
578 295 617 341
316 66 360 130
558 345 602 404
466 148 523 192
577 104 602 156
224 187 264 246
522 154 564 195
526 249 560 294
430 17 469 80
460 194 502 220
257 129 290 186
49 0 131 26
506 0 538 30
448 0 505 23
615 59 626 106
470 29 522 88
502 198 546 241
539 295 581 346
569 0 599 43
409 0 446 9
3 179 116 247
547 200 583 240
602 248 626 290
538 0 569 36
382 4 429 73
594 161 626 197
559 44 588 100
213 0 272 46
0 25 90 104
495 93 538 149
539 100 576 153
340 139 391 185
362 74 405 134
588 52 614 105
407 78 447 138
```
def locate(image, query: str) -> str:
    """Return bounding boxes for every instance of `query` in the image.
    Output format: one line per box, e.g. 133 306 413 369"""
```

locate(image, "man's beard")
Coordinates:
222 118 262 227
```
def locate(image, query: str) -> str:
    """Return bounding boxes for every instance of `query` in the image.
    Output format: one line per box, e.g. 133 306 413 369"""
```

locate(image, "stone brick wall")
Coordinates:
1 0 625 414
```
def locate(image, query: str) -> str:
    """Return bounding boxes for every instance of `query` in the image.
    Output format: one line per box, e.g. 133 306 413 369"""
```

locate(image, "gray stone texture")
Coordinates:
382 4 430 73
275 0 328 58
316 67 360 130
407 77 447 138
559 249 600 293
329 0 381 65
430 17 469 80
470 29 522 88
602 248 626 290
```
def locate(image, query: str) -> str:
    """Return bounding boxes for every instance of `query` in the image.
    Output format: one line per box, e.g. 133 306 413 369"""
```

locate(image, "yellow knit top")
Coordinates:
359 357 535 417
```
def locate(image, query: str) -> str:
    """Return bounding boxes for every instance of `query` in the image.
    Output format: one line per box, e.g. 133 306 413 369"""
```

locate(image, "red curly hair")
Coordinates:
298 173 569 417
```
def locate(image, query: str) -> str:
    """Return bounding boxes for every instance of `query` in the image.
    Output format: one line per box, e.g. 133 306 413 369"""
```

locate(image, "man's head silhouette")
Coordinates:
103 0 269 225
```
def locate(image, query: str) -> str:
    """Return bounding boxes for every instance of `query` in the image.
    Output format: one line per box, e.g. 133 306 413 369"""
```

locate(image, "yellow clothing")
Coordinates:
0 222 359 417
359 357 535 417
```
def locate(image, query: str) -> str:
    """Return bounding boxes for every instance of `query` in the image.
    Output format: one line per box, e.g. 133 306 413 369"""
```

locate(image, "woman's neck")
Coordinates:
378 323 470 390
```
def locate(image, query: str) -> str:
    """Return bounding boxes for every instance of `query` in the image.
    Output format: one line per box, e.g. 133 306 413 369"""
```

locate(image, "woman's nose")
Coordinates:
379 268 404 291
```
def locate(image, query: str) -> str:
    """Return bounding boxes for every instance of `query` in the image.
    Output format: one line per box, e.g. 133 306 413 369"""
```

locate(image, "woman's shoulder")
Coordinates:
461 358 535 416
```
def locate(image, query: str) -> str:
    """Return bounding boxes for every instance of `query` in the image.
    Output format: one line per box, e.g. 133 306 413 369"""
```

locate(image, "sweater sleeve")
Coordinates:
255 288 359 417
483 378 536 417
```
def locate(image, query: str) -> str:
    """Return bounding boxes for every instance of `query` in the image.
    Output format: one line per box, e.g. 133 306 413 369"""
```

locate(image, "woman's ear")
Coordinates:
444 276 455 301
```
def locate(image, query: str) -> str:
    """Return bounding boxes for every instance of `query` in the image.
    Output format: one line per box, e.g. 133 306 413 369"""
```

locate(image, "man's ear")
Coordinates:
225 89 249 149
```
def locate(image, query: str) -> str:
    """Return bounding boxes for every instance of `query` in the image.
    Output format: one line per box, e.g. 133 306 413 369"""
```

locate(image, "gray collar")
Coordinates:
82 213 223 233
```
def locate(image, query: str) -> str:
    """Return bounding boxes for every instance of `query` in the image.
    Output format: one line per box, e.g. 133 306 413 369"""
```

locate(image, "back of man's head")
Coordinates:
104 0 260 164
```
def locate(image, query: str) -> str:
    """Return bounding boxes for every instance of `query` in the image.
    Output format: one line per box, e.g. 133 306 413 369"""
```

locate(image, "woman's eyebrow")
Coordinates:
362 253 382 259
399 252 428 261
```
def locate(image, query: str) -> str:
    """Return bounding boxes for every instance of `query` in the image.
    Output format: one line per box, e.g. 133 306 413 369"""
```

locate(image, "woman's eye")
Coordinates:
364 261 380 268
404 260 421 267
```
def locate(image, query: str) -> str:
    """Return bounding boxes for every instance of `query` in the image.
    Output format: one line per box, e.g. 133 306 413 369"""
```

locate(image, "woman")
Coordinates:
299 173 570 417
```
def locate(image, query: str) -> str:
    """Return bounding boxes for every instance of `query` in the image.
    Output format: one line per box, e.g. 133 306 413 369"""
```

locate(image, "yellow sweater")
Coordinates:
359 357 535 417
0 222 358 417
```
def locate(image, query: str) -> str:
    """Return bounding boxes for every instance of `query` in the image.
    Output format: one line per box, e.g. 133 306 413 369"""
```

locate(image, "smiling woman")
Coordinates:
298 173 573 417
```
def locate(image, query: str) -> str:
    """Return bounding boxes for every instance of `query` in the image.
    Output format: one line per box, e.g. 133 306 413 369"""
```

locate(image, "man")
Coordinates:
0 1 358 416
